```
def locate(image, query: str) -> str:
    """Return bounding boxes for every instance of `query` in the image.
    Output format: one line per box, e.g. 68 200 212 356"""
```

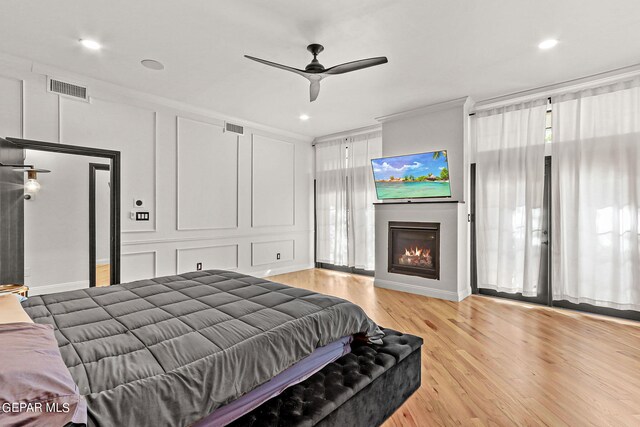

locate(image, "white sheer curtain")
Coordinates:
315 132 381 270
552 78 640 310
315 139 348 266
475 101 547 296
347 133 382 269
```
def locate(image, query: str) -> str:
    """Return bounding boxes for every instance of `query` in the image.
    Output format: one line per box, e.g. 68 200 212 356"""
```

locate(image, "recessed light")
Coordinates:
79 39 101 50
141 59 165 71
538 39 558 50
299 114 310 121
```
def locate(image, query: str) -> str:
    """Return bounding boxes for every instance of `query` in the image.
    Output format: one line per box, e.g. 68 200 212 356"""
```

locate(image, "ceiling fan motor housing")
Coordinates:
305 44 325 72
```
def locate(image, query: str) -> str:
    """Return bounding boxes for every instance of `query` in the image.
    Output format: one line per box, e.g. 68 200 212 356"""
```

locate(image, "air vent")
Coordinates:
225 122 244 135
47 77 89 101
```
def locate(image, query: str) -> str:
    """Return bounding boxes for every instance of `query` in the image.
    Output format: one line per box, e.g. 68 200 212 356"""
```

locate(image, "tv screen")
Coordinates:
371 150 451 199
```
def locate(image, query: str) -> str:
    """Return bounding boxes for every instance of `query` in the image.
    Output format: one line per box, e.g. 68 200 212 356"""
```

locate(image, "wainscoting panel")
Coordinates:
60 97 157 232
121 251 157 282
251 134 294 227
0 75 22 137
176 117 238 230
251 239 294 266
176 244 238 274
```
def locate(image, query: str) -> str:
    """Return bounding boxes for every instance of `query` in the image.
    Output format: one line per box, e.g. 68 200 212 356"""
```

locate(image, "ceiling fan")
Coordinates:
244 44 388 102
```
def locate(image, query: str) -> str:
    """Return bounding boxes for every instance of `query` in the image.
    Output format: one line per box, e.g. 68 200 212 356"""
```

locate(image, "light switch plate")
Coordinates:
135 211 150 221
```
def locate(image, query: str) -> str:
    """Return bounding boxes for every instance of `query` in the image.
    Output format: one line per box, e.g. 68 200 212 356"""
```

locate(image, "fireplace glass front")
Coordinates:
388 221 440 280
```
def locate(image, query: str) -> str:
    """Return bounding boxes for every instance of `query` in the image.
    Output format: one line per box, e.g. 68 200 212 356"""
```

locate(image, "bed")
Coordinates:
20 270 421 426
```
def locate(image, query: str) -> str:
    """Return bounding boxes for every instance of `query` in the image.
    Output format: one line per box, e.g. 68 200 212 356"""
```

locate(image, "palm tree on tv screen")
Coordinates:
440 168 449 180
432 150 447 161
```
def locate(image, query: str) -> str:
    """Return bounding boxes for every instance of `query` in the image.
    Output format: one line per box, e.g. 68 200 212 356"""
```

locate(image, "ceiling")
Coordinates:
1 0 640 138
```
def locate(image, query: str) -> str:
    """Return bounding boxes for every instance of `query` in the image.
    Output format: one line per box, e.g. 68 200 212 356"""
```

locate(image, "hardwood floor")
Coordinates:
96 264 110 287
267 268 640 427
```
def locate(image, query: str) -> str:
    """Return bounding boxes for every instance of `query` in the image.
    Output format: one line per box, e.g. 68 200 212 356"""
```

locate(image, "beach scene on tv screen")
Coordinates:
372 151 451 199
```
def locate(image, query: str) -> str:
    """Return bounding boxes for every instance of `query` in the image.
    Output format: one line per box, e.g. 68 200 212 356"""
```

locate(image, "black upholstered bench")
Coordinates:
230 329 423 427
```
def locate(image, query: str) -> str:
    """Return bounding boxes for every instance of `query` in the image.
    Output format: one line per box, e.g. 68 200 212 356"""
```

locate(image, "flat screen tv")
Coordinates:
371 150 451 200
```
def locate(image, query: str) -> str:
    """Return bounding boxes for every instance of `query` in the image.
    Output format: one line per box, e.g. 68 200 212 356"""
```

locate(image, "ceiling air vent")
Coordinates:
224 122 244 135
47 77 89 101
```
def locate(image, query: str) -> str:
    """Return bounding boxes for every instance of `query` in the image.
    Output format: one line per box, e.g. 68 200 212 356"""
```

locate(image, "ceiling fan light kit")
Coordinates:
245 44 388 102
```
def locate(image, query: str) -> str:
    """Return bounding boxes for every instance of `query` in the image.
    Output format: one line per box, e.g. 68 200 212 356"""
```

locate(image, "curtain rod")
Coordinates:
469 62 640 115
469 97 552 116
312 124 382 146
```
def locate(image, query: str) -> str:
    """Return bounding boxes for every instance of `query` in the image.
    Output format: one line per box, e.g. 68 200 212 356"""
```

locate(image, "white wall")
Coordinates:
23 151 106 289
380 98 466 202
95 168 110 264
0 55 314 294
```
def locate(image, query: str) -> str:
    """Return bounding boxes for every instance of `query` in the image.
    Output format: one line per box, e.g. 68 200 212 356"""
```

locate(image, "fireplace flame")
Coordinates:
404 247 430 257
399 247 432 267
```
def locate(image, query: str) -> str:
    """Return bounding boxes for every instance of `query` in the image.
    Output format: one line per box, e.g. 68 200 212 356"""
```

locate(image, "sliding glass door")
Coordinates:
472 157 551 305
472 155 640 320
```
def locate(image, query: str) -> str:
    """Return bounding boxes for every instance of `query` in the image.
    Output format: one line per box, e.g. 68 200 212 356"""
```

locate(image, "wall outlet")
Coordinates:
196 262 203 271
276 253 281 260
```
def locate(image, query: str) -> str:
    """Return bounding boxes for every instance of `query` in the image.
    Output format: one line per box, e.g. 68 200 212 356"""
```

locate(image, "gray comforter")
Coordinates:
21 270 382 427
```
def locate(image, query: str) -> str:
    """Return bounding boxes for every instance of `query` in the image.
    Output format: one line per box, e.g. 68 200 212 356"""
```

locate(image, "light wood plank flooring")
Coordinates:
96 264 110 287
267 268 640 427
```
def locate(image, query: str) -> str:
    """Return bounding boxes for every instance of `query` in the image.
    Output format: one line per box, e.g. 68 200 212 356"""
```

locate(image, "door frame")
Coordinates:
4 137 122 284
89 163 111 287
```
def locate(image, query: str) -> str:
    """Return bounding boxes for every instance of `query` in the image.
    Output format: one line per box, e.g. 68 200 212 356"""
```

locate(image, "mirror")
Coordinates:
5 137 122 292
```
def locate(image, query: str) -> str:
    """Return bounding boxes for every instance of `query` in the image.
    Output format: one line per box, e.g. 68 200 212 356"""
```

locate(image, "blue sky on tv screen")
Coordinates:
371 151 449 180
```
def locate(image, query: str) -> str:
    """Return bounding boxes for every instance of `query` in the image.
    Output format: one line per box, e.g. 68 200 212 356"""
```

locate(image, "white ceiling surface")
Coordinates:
1 1 640 138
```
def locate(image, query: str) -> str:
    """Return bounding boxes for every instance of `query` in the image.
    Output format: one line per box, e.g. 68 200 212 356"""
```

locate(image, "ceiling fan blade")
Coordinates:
244 55 310 78
310 80 321 102
323 57 388 75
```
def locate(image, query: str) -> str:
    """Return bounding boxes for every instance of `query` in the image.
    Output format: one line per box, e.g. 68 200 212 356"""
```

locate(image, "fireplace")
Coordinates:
388 221 440 280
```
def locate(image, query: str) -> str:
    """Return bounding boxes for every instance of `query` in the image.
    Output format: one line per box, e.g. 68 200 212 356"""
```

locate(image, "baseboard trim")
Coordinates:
29 280 88 296
26 264 313 297
374 278 468 302
457 286 472 301
315 263 375 277
255 263 315 279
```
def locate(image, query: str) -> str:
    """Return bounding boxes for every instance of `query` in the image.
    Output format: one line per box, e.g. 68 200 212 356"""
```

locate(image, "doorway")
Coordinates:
89 163 111 287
